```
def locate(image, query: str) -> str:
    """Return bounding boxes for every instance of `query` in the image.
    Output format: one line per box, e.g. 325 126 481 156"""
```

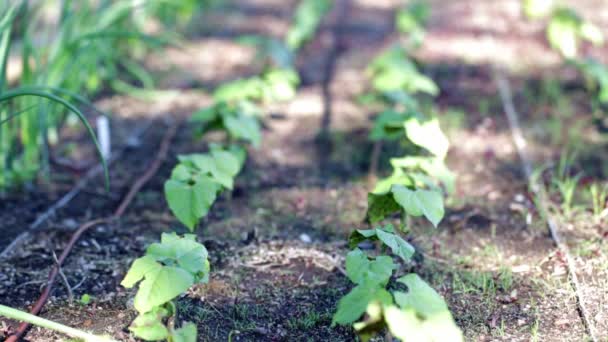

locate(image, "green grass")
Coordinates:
0 0 210 190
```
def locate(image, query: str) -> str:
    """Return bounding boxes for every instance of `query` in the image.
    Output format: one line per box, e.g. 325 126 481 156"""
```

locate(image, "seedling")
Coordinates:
332 5 461 340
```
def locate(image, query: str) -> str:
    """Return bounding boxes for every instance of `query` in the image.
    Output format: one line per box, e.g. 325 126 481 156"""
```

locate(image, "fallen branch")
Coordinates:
495 71 598 342
6 122 178 342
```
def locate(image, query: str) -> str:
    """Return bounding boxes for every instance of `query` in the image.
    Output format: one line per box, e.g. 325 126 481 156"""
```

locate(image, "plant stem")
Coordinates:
0 304 114 342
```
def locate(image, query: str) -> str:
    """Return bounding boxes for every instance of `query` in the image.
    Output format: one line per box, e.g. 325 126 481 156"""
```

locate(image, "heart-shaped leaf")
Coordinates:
404 118 449 159
393 274 448 317
332 282 393 326
147 233 210 278
164 175 220 231
345 249 395 286
134 266 194 314
392 185 444 227
129 307 170 341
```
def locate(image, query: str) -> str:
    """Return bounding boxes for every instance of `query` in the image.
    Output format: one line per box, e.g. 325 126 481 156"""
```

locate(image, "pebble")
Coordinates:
299 233 312 243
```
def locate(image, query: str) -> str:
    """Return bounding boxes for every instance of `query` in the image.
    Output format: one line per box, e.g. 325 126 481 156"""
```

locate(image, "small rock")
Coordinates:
299 233 312 243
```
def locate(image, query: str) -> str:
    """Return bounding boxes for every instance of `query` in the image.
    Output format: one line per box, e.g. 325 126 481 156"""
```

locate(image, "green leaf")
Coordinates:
372 168 414 194
391 156 456 194
404 117 449 158
214 77 265 102
179 150 240 190
223 113 261 147
164 175 220 230
129 307 170 341
134 266 193 314
345 249 395 286
366 191 402 223
348 229 377 249
190 105 220 124
384 306 463 342
262 68 299 102
393 274 448 317
121 256 161 288
392 185 444 227
375 228 415 262
147 233 210 278
170 164 195 182
79 294 92 306
170 322 197 342
547 7 582 58
369 110 410 141
332 283 393 326
523 0 555 19
352 301 387 342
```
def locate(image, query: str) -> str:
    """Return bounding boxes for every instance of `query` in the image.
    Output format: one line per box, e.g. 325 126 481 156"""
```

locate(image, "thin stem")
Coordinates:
0 304 113 342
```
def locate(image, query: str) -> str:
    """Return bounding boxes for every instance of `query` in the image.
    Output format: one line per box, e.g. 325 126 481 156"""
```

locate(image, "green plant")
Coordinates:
546 7 603 58
331 5 461 339
0 0 203 189
552 173 581 216
121 233 207 341
164 145 246 230
122 19 305 339
79 293 93 306
588 183 608 221
285 0 333 51
522 0 555 19
396 0 430 48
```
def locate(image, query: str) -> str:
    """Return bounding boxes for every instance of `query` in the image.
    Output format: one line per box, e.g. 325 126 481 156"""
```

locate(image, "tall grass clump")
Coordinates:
0 0 208 191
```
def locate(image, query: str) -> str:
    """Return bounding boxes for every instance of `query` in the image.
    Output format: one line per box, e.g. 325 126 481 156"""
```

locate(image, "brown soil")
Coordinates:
1 0 607 341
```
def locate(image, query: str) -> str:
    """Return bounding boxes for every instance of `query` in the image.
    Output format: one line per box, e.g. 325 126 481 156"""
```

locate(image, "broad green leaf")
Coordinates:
179 150 239 189
384 306 463 342
391 156 456 194
369 110 409 141
352 301 386 342
262 68 299 102
170 322 197 342
523 0 555 19
134 266 194 314
547 7 582 58
214 77 264 102
375 228 415 262
190 105 220 124
345 249 394 286
332 283 393 326
147 233 210 276
368 47 438 96
121 256 161 288
404 118 449 159
373 169 414 194
348 229 377 249
366 191 402 223
392 185 444 227
580 22 604 46
211 149 240 187
286 0 332 50
393 274 448 317
391 185 423 217
223 114 261 147
164 175 220 230
129 307 169 341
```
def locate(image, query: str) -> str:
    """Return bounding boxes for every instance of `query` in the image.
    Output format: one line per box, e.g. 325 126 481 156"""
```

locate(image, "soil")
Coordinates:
1 0 607 341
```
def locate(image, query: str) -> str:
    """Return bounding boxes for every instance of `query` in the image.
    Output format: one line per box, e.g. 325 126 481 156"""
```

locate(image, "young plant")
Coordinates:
588 183 608 222
332 4 461 339
164 145 246 230
396 0 431 48
121 233 208 341
285 0 333 51
546 7 603 59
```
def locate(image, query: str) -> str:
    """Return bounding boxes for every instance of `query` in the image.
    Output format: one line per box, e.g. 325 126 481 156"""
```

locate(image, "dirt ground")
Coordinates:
1 0 607 341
